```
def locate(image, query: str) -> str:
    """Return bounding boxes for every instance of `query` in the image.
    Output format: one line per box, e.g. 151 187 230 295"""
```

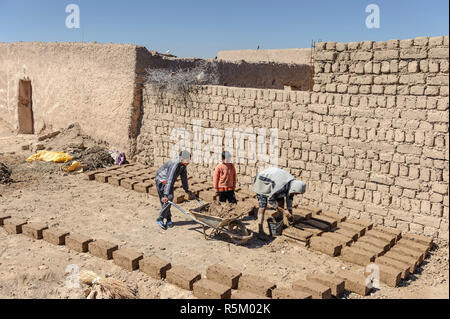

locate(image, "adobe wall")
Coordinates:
217 48 312 65
0 42 139 153
138 36 449 239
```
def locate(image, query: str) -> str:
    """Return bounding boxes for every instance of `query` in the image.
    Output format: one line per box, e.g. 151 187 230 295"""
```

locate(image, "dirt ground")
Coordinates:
0 133 448 299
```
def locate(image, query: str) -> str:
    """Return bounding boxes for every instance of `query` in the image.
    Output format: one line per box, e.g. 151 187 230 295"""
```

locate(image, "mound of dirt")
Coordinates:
0 162 12 184
203 202 254 219
72 146 115 171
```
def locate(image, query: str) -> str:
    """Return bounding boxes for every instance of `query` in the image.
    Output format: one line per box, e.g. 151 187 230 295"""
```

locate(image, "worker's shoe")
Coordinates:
166 219 174 228
156 219 167 230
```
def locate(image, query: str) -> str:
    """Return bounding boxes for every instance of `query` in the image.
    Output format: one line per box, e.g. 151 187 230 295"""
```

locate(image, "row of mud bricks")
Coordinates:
86 163 256 204
1 212 343 299
282 205 434 294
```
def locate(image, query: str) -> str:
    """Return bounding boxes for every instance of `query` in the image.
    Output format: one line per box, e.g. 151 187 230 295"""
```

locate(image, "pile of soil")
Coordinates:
71 146 115 171
203 202 251 219
0 162 12 184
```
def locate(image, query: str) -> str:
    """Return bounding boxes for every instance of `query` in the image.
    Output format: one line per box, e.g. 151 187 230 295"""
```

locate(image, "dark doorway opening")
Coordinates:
18 79 34 134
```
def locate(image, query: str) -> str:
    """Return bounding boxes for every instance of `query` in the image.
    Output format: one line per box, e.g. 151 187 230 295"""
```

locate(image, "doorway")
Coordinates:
17 79 34 134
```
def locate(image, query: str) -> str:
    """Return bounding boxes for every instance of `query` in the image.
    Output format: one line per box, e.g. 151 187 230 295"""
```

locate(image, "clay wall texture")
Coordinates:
217 48 312 65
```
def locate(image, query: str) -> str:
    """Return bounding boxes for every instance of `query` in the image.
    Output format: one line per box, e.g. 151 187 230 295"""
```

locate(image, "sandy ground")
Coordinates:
0 133 448 299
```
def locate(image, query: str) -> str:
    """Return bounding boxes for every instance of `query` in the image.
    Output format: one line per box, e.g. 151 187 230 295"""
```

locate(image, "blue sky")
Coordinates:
0 0 448 58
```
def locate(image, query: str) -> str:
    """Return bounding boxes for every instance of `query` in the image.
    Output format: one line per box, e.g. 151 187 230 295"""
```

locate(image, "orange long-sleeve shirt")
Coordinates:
213 163 236 191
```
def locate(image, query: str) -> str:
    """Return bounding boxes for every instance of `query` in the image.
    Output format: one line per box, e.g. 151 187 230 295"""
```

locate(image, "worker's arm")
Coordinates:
232 165 237 190
213 165 220 193
181 166 189 193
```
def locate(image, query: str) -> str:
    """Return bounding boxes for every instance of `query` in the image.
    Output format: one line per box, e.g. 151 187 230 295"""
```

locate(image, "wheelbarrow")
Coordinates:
167 195 253 245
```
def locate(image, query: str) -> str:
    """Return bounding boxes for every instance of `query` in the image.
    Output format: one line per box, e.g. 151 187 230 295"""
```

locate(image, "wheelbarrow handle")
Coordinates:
187 191 205 205
167 201 197 222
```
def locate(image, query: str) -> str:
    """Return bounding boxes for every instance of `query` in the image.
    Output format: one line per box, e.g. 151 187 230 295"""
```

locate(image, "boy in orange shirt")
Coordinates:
213 151 237 203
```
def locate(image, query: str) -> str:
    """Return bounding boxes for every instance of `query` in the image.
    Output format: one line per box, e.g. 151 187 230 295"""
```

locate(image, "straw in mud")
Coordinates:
79 270 137 299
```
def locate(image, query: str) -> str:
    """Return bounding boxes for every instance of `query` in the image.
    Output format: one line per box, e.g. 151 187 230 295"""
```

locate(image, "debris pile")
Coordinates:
0 162 12 184
204 202 249 219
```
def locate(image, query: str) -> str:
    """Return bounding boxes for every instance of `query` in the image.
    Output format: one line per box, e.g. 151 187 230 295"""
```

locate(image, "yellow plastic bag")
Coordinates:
61 161 83 173
26 150 73 163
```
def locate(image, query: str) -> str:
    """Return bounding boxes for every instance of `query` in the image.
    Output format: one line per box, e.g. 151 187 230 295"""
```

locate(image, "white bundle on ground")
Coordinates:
80 270 137 299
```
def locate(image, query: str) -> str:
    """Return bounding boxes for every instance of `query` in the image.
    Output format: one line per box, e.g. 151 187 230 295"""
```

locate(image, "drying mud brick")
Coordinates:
352 241 384 257
133 175 150 183
121 179 138 190
338 221 366 237
148 186 158 197
311 213 338 228
238 274 276 297
402 233 433 249
174 194 185 204
320 210 346 222
306 273 345 298
321 232 353 246
346 218 373 231
84 171 98 181
166 265 201 291
88 239 118 260
396 238 429 255
309 236 342 257
42 228 70 245
298 206 322 214
271 288 312 299
3 218 27 234
283 226 312 245
373 225 402 241
231 290 269 299
206 264 242 289
336 270 372 296
0 213 11 226
334 227 359 241
134 182 153 193
375 256 410 280
384 251 418 273
292 208 312 220
365 264 402 287
112 249 143 271
95 173 111 183
108 175 126 186
66 234 94 253
139 255 172 279
199 191 216 202
303 218 331 231
358 236 391 252
193 279 232 299
341 246 376 266
22 223 48 240
292 279 332 299
390 246 424 264
365 230 397 247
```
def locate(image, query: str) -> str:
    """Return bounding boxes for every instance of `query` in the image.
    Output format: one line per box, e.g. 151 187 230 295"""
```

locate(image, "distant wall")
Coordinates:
217 48 312 65
0 42 139 153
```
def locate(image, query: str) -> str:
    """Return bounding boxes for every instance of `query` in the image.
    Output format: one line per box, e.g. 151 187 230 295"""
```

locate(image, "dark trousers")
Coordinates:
218 190 237 203
156 182 171 220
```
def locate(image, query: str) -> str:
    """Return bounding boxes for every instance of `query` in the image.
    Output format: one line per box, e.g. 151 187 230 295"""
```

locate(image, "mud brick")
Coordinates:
397 238 429 255
0 213 11 226
402 233 433 249
357 236 390 252
271 288 312 299
311 213 338 228
134 175 150 183
334 227 359 241
193 279 232 299
375 256 410 280
104 165 120 172
112 249 143 271
3 218 27 234
390 246 424 264
373 225 402 240
306 273 345 298
310 237 342 257
346 218 373 231
22 223 48 240
199 191 216 202
336 270 372 296
298 205 322 214
320 210 346 222
366 230 396 247
292 279 332 299
283 227 312 245
134 182 153 193
338 221 366 237
187 189 200 200
365 264 401 287
148 186 159 197
166 265 201 290
118 173 134 179
139 255 171 279
189 178 204 185
84 171 99 181
174 194 185 204
108 175 126 186
321 232 353 246
238 274 276 297
88 239 118 260
231 290 269 299
121 178 138 190
303 218 331 231
108 170 123 176
295 223 323 236
206 264 241 289
341 247 376 266
95 173 112 183
66 234 94 253
292 208 312 220
384 251 418 273
352 242 384 257
42 228 70 245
